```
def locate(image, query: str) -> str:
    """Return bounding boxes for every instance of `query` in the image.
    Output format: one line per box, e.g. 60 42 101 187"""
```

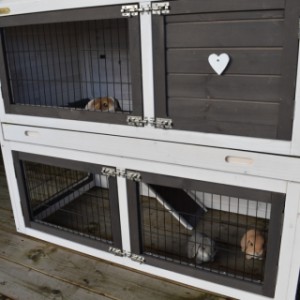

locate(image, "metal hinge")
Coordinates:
125 171 141 182
127 116 173 129
149 117 173 129
121 4 143 17
151 2 170 15
127 116 148 127
108 247 145 263
121 2 170 17
108 246 124 257
102 167 141 182
101 167 118 177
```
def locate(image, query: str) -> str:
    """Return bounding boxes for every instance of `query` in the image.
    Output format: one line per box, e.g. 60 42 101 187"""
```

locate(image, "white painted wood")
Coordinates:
2 141 288 193
140 2 155 120
0 143 24 232
141 182 194 230
285 214 300 300
0 0 162 16
197 193 271 219
0 114 292 156
116 175 131 252
3 124 300 182
290 38 300 155
273 182 300 300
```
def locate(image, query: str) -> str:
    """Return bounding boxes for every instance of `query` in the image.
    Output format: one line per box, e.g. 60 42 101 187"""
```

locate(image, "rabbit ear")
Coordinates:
187 241 196 259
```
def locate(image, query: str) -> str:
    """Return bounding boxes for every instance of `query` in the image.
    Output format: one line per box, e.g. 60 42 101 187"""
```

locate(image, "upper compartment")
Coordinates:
152 0 300 140
0 4 143 124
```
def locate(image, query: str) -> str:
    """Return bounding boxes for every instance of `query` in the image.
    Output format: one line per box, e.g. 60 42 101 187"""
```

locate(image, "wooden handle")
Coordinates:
24 131 39 137
0 7 10 15
225 156 253 166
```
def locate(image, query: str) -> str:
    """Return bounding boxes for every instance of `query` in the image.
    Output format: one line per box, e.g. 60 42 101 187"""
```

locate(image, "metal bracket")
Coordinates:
149 118 173 129
130 253 145 263
108 246 124 257
121 5 143 17
101 167 118 178
109 247 145 263
127 116 148 127
121 2 170 17
125 171 141 182
102 167 141 182
152 2 170 15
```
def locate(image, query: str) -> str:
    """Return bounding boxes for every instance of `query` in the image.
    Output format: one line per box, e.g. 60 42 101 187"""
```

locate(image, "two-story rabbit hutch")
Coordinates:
0 0 300 299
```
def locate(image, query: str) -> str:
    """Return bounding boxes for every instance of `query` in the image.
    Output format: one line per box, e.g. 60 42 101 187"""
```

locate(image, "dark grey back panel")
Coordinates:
153 0 299 139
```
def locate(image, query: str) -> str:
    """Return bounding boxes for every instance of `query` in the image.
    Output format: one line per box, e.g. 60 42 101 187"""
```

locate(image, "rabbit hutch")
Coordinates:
0 0 300 299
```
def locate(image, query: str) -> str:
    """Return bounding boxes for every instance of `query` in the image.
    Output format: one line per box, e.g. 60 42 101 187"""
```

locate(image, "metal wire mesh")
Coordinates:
3 19 132 113
138 183 271 284
22 161 114 243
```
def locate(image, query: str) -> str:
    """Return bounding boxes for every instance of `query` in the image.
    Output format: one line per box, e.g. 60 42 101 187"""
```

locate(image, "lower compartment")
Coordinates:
12 151 285 297
127 171 285 297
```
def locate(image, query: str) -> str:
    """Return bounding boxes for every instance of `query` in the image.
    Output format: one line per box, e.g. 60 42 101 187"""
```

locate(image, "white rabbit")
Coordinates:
187 232 216 263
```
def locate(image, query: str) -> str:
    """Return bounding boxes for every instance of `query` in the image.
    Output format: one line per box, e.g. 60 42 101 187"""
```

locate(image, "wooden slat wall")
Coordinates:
159 1 299 139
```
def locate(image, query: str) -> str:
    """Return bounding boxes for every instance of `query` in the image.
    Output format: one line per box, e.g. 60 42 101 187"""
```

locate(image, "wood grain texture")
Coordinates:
167 49 282 75
168 74 281 102
166 20 284 48
169 98 279 125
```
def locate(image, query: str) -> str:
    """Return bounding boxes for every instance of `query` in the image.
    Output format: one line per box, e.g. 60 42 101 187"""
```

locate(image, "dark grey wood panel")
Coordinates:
166 10 284 24
168 0 285 15
167 49 282 75
168 74 281 102
0 6 123 27
166 20 284 48
276 0 300 139
168 98 279 125
170 118 277 138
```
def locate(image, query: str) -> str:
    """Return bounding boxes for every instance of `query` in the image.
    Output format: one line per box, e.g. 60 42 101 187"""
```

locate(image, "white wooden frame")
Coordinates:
0 1 299 157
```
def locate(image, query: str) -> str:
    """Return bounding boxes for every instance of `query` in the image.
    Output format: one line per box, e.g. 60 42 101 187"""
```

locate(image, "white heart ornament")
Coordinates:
208 53 230 75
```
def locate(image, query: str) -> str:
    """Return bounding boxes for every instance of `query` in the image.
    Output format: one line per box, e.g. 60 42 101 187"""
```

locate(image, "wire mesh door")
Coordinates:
14 152 122 251
127 171 285 297
0 5 143 124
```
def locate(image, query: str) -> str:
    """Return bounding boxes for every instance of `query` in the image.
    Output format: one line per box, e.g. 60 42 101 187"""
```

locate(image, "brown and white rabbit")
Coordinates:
187 232 216 263
85 97 122 112
240 229 265 260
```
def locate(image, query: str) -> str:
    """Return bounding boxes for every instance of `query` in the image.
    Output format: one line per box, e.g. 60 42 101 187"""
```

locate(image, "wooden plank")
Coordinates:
166 10 285 24
167 49 282 75
168 98 279 125
170 118 277 138
0 209 15 232
0 5 124 27
0 257 108 300
0 228 227 300
168 74 281 102
276 0 300 139
168 0 285 15
166 20 284 48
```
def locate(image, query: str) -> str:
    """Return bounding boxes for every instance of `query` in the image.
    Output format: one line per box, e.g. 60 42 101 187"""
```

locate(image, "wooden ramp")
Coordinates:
0 153 232 300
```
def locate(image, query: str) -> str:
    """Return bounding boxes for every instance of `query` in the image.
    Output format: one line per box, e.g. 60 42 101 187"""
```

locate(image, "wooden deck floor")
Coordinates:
0 152 233 300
